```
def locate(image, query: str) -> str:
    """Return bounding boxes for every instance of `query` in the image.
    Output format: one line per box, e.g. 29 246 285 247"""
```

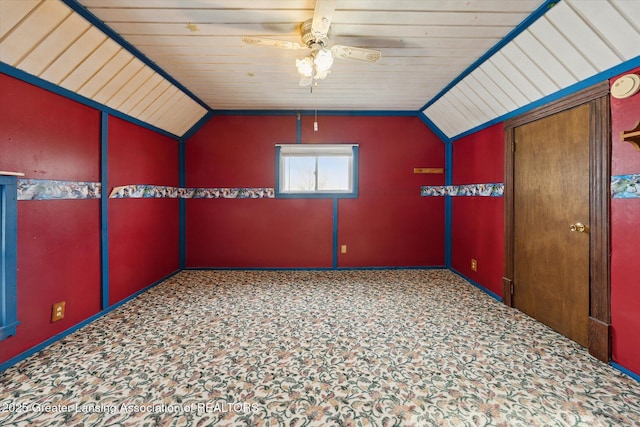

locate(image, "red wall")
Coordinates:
0 73 180 364
451 123 505 296
108 117 179 304
450 69 640 375
302 116 444 267
186 115 444 268
610 66 640 374
186 115 334 268
0 74 102 362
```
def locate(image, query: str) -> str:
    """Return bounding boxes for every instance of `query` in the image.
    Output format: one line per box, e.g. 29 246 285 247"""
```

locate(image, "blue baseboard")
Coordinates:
450 268 502 302
182 265 447 271
610 362 640 382
0 270 179 373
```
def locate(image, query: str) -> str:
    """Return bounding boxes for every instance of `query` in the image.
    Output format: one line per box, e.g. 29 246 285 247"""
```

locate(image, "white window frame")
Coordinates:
275 144 359 198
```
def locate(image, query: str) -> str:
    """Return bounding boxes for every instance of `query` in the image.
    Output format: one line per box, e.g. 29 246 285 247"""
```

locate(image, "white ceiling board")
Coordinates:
59 39 121 92
459 74 507 118
106 65 155 110
39 26 107 85
117 72 165 115
568 0 640 59
0 0 71 66
513 30 576 88
78 0 543 13
526 16 596 81
15 13 90 76
93 57 145 104
500 41 559 96
0 0 41 39
0 0 209 137
455 79 502 121
74 0 548 112
76 48 134 98
126 78 173 118
144 87 182 124
2 0 638 139
487 52 542 103
546 1 622 71
422 0 640 139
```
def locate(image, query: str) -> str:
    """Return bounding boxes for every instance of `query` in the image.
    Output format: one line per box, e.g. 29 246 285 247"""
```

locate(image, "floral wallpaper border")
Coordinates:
17 179 101 200
421 183 504 197
15 180 275 200
109 185 274 199
611 173 640 198
19 176 637 200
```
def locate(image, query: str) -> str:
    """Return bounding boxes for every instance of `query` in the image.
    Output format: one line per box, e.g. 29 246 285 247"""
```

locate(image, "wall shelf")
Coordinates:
413 168 444 174
621 121 640 151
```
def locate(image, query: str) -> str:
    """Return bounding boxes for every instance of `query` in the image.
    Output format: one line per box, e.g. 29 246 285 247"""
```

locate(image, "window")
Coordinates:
0 175 19 341
275 144 358 198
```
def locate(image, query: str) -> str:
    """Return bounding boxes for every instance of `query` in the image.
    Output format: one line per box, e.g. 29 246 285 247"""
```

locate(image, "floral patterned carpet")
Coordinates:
1 269 639 426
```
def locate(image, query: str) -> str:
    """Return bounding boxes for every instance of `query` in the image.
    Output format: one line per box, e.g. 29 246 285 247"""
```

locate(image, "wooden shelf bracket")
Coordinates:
621 120 640 151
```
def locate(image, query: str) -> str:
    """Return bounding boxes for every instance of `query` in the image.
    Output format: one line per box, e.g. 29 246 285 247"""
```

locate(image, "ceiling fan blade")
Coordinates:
311 0 336 39
331 45 382 63
242 37 306 50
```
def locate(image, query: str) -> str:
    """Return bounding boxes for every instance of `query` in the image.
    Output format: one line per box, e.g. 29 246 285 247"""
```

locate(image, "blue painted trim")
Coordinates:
183 266 445 271
417 111 452 144
296 113 302 144
0 176 19 341
332 198 339 269
179 139 186 269
60 0 209 112
100 112 109 311
0 270 180 373
610 362 640 382
449 56 640 141
444 143 453 268
212 109 417 117
419 0 560 112
181 111 214 141
274 145 282 196
274 145 359 199
1 63 182 140
212 110 299 117
450 268 502 302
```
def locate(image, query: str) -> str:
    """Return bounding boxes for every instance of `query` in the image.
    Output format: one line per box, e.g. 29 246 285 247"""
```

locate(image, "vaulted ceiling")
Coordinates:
1 0 639 139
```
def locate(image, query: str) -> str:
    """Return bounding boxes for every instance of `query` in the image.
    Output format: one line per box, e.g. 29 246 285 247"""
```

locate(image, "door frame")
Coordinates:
502 81 611 362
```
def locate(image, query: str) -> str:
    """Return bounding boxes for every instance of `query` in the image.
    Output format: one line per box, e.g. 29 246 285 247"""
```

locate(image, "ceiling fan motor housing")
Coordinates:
301 19 328 47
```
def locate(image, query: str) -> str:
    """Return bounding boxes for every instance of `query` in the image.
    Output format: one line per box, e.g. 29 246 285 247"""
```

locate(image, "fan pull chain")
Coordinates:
313 82 319 132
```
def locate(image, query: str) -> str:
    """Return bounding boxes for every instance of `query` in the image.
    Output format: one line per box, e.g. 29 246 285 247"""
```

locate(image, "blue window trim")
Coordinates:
0 175 19 340
275 145 359 199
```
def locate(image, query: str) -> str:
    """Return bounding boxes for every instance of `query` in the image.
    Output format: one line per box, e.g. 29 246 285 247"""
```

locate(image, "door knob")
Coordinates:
569 222 588 233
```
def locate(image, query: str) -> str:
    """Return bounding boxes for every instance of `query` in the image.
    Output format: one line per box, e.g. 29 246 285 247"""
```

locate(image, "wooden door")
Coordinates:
513 104 590 346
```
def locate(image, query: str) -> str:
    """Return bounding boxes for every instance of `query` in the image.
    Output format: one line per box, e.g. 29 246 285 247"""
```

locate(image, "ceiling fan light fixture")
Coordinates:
244 1 380 86
295 57 314 77
314 48 333 72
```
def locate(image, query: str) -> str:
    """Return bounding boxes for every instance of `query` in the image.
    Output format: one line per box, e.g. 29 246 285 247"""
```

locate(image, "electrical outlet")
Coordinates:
471 259 478 272
341 245 347 254
51 301 65 322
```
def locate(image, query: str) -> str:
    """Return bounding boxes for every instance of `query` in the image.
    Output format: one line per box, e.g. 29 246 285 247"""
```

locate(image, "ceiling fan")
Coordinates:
242 0 382 87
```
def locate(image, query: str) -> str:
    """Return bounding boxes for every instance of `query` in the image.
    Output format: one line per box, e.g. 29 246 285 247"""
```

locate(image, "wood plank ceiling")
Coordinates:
423 0 640 138
1 0 639 139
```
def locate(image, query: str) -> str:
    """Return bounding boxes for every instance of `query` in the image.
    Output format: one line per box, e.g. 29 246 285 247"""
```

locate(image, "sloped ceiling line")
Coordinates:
2 0 639 142
423 0 640 140
0 0 209 138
